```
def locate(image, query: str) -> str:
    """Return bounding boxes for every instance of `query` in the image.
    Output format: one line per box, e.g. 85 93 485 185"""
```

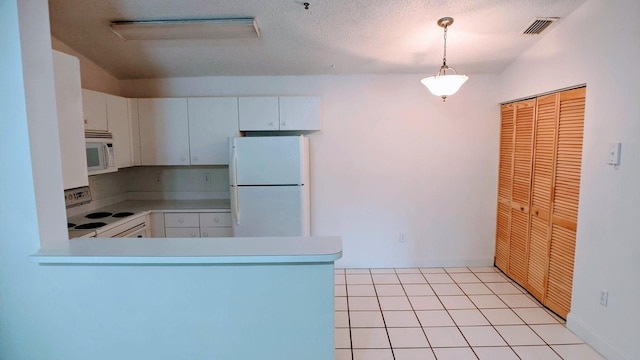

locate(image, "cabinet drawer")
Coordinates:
165 227 200 238
200 226 233 238
199 212 232 227
164 213 199 227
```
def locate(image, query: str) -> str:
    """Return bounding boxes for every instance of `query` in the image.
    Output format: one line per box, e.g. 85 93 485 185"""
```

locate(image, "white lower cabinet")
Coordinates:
199 213 232 237
165 227 200 238
163 211 231 238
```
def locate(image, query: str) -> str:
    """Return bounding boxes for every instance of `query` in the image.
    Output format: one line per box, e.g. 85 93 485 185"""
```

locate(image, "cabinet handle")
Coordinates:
520 206 524 211
269 121 275 126
202 232 208 237
181 157 186 162
535 210 539 216
281 121 287 127
191 232 197 237
214 217 219 223
178 218 184 223
84 119 88 124
193 156 198 161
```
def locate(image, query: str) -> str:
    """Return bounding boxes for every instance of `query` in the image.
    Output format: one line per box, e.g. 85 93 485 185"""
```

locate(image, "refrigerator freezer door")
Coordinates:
234 136 306 185
232 185 309 237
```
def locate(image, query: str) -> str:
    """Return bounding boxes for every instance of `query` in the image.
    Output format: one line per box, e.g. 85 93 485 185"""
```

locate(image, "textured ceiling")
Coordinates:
48 0 585 79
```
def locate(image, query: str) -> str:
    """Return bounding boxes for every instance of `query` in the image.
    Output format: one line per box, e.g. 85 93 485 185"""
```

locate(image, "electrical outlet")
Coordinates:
600 290 609 306
399 233 407 243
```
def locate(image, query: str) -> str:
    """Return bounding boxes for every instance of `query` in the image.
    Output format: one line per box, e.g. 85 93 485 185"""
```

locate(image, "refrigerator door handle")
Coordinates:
231 139 240 225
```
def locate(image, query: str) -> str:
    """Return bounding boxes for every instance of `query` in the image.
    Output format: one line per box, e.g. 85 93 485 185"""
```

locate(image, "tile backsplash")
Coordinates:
89 166 230 202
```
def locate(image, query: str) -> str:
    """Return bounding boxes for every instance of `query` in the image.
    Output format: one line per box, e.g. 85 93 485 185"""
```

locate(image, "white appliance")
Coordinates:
85 131 117 175
229 136 310 237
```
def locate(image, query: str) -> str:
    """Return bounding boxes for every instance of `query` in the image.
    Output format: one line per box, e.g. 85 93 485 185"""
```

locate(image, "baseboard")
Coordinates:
334 257 494 269
567 312 632 360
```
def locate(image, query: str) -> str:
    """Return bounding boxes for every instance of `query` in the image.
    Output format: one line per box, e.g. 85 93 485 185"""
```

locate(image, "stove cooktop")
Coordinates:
112 212 134 218
85 212 113 219
74 222 107 230
69 209 139 233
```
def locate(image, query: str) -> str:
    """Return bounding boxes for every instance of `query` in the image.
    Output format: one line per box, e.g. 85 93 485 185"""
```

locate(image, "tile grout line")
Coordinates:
338 267 591 360
394 268 438 359
370 268 396 360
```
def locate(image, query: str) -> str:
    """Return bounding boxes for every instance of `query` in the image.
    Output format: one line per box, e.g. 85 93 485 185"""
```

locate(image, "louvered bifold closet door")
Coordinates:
526 93 558 300
508 100 535 285
545 87 586 318
495 104 515 272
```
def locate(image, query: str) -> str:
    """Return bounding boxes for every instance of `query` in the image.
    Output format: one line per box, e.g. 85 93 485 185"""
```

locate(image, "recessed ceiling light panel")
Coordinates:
110 18 260 41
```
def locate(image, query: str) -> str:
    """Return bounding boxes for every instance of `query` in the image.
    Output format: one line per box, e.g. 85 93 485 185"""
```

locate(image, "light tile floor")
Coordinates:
334 267 605 360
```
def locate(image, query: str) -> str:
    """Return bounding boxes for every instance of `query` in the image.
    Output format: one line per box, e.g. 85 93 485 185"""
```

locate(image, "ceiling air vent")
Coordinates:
522 17 559 35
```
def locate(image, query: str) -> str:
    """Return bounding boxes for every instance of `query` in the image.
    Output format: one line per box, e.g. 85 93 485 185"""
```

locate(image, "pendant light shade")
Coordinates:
421 73 469 99
421 17 468 101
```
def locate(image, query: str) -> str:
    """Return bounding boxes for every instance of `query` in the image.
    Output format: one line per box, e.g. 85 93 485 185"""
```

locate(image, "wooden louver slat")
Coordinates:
545 87 585 318
526 93 557 301
494 86 585 320
507 99 535 286
494 104 515 272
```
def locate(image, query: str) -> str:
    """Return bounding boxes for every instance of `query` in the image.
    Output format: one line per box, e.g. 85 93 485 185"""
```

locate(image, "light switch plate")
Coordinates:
607 142 621 165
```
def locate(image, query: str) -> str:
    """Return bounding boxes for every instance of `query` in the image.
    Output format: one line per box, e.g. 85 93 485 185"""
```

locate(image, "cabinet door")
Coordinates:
494 103 515 273
201 227 233 238
508 99 535 286
82 89 108 131
53 51 89 190
164 212 200 227
188 97 239 165
238 97 279 131
128 99 142 166
165 227 200 238
527 93 557 300
545 87 585 318
279 96 321 130
138 98 190 165
106 94 132 168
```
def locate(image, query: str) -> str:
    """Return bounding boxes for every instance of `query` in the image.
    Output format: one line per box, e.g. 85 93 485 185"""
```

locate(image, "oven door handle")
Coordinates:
114 223 146 238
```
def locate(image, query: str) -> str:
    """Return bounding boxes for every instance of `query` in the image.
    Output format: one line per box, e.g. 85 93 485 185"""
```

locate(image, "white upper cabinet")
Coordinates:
238 96 321 131
138 98 190 166
279 96 321 131
81 89 108 131
128 98 142 166
106 94 133 168
238 97 280 131
53 50 88 190
187 97 240 165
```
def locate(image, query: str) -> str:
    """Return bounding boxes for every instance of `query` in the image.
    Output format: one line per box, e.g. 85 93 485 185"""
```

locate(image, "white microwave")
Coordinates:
85 132 117 175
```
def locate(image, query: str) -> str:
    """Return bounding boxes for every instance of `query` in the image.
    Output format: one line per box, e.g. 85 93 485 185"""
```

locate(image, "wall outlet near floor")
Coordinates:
399 233 407 243
600 289 609 306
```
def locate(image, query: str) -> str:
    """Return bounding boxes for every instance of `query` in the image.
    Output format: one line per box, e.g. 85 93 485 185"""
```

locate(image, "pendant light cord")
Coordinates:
442 25 448 68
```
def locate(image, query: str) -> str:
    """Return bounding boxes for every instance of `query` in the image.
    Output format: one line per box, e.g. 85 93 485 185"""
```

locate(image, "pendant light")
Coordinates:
421 17 469 102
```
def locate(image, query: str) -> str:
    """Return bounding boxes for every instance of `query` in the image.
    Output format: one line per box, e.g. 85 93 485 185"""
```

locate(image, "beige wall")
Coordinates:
499 0 640 358
51 37 121 94
122 74 501 268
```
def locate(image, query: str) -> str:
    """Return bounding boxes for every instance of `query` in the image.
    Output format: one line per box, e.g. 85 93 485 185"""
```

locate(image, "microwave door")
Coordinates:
86 143 103 171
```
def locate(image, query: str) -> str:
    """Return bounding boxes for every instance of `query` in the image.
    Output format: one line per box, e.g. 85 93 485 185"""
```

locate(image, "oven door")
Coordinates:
116 223 148 238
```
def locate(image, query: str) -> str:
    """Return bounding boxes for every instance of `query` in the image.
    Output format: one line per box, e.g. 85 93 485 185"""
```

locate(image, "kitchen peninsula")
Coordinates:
30 236 341 360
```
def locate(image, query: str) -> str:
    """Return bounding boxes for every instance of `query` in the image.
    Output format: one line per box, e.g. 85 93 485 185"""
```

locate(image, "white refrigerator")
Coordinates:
229 136 311 237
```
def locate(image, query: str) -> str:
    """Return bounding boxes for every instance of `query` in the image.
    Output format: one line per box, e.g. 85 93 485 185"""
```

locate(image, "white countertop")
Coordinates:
31 236 342 265
68 199 231 239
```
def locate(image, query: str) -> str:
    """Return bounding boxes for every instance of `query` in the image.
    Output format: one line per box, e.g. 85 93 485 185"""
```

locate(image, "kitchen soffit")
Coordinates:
48 0 586 79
